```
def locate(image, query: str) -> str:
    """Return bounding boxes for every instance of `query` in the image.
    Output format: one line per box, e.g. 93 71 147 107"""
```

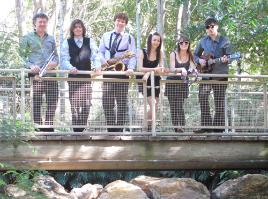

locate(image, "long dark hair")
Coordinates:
147 32 162 61
176 35 194 63
69 19 86 38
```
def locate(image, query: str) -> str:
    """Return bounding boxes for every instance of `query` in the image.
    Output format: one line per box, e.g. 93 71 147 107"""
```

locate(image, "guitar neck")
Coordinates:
212 53 240 64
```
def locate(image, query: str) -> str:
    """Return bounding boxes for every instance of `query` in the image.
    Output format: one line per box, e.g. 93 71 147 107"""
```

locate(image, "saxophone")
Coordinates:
102 51 135 71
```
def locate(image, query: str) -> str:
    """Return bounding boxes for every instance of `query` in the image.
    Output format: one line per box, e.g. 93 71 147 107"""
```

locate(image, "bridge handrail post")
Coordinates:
20 68 26 122
12 77 16 122
263 81 268 128
151 71 156 136
224 93 228 133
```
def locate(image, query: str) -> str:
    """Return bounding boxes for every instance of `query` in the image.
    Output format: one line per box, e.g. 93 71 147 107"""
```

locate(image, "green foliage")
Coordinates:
0 119 47 198
0 169 49 198
0 31 22 68
0 119 35 147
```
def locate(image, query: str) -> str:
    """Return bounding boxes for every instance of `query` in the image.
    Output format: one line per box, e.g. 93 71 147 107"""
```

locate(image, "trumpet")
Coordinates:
102 50 135 71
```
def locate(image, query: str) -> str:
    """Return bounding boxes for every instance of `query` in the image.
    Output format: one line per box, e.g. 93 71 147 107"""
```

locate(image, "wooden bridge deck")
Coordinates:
1 133 268 170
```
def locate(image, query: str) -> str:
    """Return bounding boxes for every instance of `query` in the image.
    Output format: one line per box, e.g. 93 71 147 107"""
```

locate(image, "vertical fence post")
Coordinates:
224 94 228 133
151 71 156 136
159 80 164 129
143 79 148 132
263 82 267 129
12 77 16 122
20 68 25 122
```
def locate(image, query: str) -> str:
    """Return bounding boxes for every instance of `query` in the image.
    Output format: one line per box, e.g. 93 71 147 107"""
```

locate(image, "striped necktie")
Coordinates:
110 33 120 58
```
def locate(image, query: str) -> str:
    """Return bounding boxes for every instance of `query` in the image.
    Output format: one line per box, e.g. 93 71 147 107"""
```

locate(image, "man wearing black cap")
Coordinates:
194 17 232 133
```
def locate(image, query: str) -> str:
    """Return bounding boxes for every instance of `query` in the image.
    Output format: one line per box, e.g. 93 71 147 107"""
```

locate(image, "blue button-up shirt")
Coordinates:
20 32 59 72
194 34 232 74
60 37 101 70
99 31 136 70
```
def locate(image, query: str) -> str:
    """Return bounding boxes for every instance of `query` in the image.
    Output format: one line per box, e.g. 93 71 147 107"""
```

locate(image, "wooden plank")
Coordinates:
0 138 268 170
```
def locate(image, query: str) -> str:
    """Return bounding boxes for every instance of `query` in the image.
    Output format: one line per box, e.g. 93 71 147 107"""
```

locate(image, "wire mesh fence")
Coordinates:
0 77 16 121
30 76 147 132
0 69 267 134
159 77 267 133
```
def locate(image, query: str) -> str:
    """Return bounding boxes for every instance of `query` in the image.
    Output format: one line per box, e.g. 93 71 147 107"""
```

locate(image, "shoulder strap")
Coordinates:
128 35 131 45
108 32 113 50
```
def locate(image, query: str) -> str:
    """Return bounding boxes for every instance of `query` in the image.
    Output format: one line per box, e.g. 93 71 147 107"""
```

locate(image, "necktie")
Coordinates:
77 39 82 48
110 33 120 58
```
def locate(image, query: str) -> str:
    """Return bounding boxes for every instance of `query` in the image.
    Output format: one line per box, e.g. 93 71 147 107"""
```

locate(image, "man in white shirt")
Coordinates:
99 13 136 132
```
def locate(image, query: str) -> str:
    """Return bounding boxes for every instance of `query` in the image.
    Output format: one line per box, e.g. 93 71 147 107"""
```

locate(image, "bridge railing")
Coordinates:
0 69 267 135
158 73 267 135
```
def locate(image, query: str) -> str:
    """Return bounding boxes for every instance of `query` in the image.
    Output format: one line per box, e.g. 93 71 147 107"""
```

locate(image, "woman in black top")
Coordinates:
165 35 196 133
137 32 166 129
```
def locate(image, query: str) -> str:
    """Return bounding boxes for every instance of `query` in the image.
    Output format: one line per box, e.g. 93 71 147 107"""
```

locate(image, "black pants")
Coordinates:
68 81 92 132
165 83 188 127
102 82 129 132
32 80 59 132
198 81 227 127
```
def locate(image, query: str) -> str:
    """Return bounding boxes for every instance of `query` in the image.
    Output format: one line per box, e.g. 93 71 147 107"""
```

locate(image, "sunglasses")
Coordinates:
179 41 189 45
206 24 215 29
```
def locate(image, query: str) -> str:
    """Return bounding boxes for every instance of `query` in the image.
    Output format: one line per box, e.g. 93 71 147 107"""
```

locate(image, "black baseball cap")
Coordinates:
205 17 218 27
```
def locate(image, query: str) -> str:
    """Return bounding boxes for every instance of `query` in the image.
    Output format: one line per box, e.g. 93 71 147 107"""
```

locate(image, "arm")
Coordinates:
158 51 164 67
47 37 59 69
90 38 101 70
189 60 197 71
98 34 108 66
60 40 76 70
127 35 137 70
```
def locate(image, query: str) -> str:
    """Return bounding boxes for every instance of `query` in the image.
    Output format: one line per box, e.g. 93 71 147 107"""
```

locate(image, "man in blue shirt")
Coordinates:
194 17 232 133
20 13 59 132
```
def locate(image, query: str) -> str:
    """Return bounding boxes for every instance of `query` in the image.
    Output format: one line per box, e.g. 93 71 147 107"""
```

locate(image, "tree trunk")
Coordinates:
63 0 73 38
136 0 141 50
33 0 45 14
58 0 67 122
15 0 25 39
157 0 167 65
157 0 165 36
176 0 191 39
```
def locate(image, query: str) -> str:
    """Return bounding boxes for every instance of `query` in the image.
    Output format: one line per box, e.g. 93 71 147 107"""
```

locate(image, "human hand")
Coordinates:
125 69 134 76
30 65 40 73
199 58 206 66
221 55 228 63
70 67 78 74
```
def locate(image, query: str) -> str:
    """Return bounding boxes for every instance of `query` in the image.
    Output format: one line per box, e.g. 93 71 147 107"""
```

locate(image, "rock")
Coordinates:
32 175 76 199
98 180 149 199
4 184 27 198
130 175 210 199
70 183 103 199
212 174 268 199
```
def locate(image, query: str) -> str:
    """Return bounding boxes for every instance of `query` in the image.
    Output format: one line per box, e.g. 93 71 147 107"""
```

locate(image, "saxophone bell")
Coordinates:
103 61 125 71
